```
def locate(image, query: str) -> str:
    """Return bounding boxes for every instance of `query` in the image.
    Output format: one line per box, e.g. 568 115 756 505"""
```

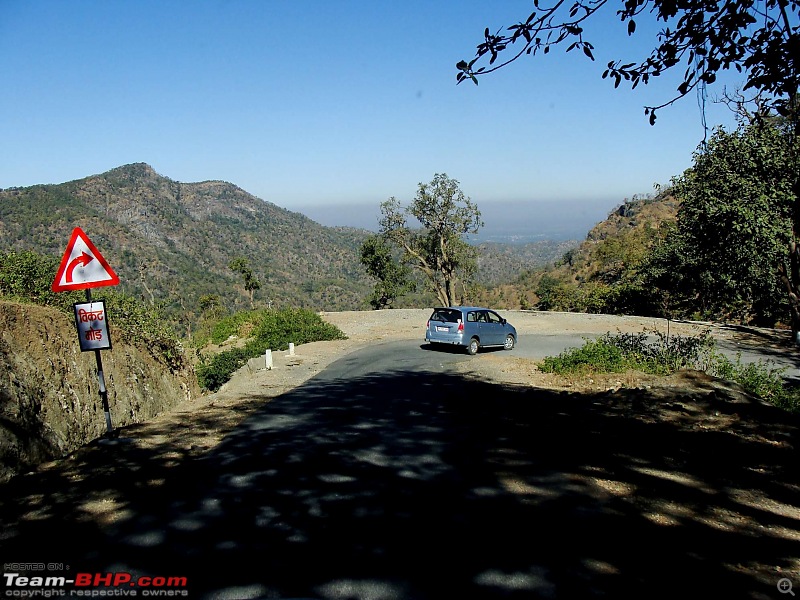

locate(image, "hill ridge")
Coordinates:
0 163 373 323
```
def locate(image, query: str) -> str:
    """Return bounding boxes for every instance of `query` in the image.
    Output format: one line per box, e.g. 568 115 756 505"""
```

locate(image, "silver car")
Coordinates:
425 306 517 355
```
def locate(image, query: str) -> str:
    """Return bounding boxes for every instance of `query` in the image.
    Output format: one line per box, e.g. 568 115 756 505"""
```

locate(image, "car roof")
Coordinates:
433 306 494 311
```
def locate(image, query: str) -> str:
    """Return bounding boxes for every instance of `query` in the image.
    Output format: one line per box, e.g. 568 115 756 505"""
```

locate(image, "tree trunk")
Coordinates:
780 237 800 345
434 285 449 307
444 277 454 307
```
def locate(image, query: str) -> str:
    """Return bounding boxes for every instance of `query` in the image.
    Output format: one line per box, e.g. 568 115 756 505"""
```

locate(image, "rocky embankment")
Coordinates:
1 304 792 485
0 301 199 482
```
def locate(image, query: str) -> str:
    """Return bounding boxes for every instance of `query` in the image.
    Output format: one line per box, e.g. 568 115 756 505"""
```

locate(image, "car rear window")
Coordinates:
429 309 461 323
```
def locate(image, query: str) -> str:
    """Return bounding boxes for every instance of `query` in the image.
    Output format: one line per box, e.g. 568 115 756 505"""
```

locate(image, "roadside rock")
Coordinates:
0 301 199 482
1 305 792 485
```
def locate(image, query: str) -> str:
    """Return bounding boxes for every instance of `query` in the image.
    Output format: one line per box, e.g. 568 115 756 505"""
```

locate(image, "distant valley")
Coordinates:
298 198 613 244
0 164 602 326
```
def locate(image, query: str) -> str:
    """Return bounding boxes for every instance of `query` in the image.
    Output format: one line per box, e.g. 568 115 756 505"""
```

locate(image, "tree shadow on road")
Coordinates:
1 369 798 599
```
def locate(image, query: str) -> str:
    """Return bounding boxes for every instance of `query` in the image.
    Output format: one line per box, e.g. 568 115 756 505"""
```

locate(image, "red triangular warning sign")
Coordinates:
52 227 120 292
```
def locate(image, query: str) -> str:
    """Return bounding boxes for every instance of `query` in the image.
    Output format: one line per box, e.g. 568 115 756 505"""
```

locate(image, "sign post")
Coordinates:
52 227 120 436
73 294 113 433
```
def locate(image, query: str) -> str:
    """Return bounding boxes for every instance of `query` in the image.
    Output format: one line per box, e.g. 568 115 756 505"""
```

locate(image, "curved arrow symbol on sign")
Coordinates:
65 252 94 283
52 227 120 292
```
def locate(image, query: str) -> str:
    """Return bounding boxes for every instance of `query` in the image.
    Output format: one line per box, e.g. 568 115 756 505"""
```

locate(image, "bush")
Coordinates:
195 347 250 393
249 307 346 350
707 352 800 412
196 308 346 392
103 294 185 370
538 329 799 412
0 250 81 309
0 250 185 369
203 310 260 345
539 329 714 376
539 337 627 374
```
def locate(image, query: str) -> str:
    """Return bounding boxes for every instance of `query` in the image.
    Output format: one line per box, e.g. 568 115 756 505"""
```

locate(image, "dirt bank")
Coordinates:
89 308 794 459
0 301 199 482
0 308 798 595
3 307 793 483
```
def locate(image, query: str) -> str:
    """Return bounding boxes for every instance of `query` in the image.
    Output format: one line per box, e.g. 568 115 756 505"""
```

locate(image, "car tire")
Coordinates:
504 334 515 351
467 338 479 356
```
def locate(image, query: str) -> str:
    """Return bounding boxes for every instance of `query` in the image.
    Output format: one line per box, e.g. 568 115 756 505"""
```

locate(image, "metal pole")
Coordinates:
86 288 114 436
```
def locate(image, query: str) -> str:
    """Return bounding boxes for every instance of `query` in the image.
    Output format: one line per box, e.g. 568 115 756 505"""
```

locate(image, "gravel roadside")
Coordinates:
28 309 791 470
8 307 799 594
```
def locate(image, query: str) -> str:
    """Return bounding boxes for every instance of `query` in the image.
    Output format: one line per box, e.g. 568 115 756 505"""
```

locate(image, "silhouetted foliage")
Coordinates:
457 0 799 123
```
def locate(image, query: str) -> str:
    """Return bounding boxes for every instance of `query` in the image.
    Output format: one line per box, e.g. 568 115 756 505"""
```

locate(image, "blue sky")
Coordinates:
0 1 742 232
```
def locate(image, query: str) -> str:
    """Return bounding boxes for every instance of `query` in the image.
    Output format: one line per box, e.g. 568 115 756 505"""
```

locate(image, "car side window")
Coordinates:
487 311 502 324
467 312 477 322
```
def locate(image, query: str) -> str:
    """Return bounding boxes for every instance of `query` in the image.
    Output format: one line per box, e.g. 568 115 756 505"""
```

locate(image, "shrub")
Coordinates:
539 337 627 374
103 294 185 370
539 329 713 376
707 352 800 412
250 307 346 350
538 329 799 412
195 347 250 393
204 310 260 345
0 250 80 309
196 308 346 392
0 249 185 369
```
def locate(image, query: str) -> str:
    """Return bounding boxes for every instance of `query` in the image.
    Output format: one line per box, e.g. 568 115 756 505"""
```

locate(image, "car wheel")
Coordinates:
467 338 479 355
504 334 515 350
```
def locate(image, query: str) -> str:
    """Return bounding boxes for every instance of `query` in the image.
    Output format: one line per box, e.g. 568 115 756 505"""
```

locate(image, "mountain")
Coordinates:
471 192 680 309
557 193 680 284
0 163 609 323
474 240 579 287
0 163 373 322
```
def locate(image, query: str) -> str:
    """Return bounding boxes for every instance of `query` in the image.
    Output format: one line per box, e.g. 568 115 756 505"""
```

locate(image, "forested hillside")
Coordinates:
0 163 373 326
0 163 585 327
470 194 678 309
530 193 680 312
473 240 578 286
482 116 797 330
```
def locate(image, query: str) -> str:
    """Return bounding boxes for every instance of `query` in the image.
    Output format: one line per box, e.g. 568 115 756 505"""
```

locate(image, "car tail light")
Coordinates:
457 322 464 333
426 320 430 328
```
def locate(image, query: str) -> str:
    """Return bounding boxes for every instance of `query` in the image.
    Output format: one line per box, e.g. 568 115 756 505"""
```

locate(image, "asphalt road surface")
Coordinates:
510 331 800 380
3 333 797 599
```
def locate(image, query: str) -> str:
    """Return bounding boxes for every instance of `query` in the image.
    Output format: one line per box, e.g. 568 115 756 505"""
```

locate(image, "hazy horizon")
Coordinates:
1 3 739 212
296 197 617 243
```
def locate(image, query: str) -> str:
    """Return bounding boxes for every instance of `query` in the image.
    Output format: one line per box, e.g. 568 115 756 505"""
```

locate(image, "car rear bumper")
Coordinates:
425 334 465 346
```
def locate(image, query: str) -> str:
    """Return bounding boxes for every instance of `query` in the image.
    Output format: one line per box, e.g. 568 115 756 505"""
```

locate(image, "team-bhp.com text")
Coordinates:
3 573 188 597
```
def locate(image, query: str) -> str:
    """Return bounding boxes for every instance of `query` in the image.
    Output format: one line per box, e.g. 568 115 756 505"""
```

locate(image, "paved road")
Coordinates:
391 329 800 380
508 331 800 380
2 334 797 599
